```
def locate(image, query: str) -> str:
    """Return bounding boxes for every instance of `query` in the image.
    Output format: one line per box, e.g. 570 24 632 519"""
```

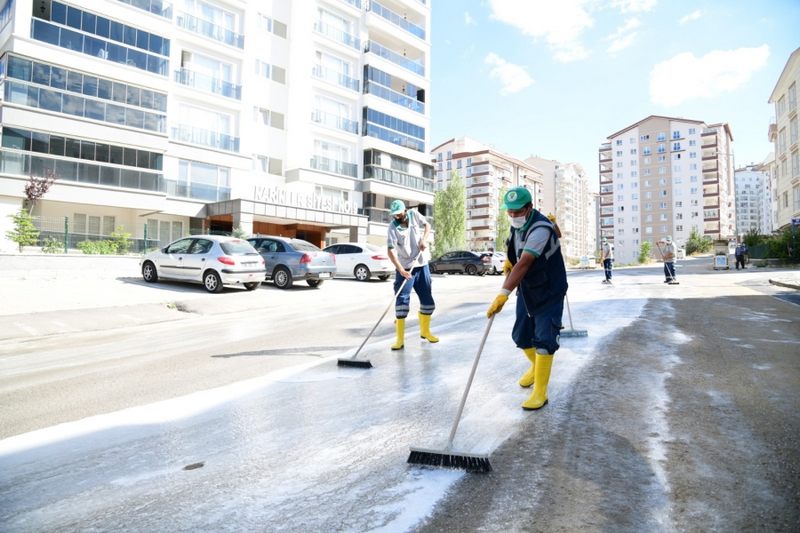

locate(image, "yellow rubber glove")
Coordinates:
503 259 513 276
486 290 511 317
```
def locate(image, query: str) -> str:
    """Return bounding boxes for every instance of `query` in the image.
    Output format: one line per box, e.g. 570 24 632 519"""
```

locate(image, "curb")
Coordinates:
769 279 800 290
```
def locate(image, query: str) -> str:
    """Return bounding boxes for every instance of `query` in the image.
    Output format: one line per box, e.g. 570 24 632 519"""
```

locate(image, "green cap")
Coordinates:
389 199 406 215
666 235 672 242
501 187 532 210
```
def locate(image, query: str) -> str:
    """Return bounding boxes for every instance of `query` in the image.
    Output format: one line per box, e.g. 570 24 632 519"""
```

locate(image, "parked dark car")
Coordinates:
429 251 490 275
247 235 336 289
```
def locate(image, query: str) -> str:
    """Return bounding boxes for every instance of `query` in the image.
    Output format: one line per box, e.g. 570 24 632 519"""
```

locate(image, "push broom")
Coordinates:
407 315 494 473
338 254 421 369
560 293 588 337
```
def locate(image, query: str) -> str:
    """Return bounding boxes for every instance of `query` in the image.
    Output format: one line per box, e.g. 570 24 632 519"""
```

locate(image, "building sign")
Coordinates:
254 186 358 215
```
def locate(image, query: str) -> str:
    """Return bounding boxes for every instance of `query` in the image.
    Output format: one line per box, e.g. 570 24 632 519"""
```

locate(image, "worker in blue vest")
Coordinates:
486 187 568 410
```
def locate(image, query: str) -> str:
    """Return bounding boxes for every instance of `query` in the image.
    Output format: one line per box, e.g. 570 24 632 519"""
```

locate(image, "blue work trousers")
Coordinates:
664 261 676 280
603 259 613 281
512 293 564 355
394 264 435 319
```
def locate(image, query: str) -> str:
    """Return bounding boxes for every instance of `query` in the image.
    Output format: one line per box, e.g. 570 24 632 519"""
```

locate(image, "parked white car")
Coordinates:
323 242 393 281
479 251 507 275
140 235 265 293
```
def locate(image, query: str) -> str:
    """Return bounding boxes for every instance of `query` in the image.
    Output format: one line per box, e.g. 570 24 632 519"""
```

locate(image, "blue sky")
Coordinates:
430 0 800 190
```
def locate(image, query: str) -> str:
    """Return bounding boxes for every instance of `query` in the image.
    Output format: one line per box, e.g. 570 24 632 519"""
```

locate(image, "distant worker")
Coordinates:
657 236 679 284
486 187 568 410
601 237 614 284
386 199 438 350
735 240 748 270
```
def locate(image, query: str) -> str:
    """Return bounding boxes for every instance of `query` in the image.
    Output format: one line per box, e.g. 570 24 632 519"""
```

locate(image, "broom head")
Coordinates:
407 446 492 473
337 358 373 369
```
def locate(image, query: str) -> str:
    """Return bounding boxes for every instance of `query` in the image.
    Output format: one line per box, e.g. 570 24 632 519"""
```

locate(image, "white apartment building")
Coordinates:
0 0 433 253
525 156 591 261
599 115 736 264
431 136 543 251
768 46 800 230
734 161 774 236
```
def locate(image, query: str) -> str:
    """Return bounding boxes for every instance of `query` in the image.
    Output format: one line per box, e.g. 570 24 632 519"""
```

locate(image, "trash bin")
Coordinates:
713 253 729 270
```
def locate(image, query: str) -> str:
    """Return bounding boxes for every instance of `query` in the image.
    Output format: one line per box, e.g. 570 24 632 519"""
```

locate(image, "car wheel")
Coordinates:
244 282 260 291
273 266 293 289
354 264 371 281
378 275 390 281
203 270 223 293
465 264 478 275
307 279 323 288
142 261 158 283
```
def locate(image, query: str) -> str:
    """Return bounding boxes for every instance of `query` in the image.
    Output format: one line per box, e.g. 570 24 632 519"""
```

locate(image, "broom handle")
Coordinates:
350 253 421 360
565 293 575 330
445 315 495 448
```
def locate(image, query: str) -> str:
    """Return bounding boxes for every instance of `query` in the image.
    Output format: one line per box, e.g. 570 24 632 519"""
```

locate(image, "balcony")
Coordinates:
364 81 424 113
312 64 360 92
310 155 358 178
171 125 239 152
368 0 425 39
165 179 230 202
174 68 241 99
176 12 244 48
311 109 359 134
314 21 360 51
363 165 433 192
366 40 424 76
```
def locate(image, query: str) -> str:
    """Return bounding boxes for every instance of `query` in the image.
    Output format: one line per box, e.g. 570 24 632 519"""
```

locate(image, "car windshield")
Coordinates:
220 240 259 255
290 240 321 252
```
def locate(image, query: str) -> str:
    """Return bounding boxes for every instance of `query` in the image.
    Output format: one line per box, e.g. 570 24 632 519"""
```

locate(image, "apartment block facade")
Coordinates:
0 0 432 253
768 46 800 230
598 115 736 264
431 137 543 251
525 156 592 261
734 161 774 236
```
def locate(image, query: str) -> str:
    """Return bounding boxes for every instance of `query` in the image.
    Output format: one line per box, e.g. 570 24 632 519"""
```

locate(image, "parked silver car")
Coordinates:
140 235 265 293
247 235 336 289
323 242 393 281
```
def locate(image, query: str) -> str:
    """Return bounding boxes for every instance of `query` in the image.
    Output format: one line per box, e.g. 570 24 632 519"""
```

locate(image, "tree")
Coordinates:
433 171 466 257
495 185 509 252
24 168 56 215
638 240 652 264
6 210 40 251
685 228 713 255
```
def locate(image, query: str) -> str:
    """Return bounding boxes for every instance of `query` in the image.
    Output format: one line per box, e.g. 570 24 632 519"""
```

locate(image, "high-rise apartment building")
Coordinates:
767 46 799 230
734 160 774 236
0 0 432 253
598 115 735 264
431 137 543 251
525 156 591 261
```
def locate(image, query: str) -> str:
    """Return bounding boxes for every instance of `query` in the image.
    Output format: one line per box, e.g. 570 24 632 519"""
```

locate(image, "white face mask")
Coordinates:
510 216 526 229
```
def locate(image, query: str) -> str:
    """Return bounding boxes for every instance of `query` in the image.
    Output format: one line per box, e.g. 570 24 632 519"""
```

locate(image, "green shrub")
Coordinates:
77 240 118 254
685 228 713 255
6 210 39 251
110 225 132 254
638 241 652 264
42 237 64 254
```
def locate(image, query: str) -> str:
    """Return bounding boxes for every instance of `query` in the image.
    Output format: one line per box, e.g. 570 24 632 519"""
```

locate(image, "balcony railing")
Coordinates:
364 122 424 152
311 65 360 92
118 0 172 18
365 81 424 113
311 110 359 134
165 179 230 202
366 41 424 76
364 165 433 192
310 155 358 177
177 12 244 48
174 68 241 99
314 21 360 50
368 0 425 39
171 125 240 152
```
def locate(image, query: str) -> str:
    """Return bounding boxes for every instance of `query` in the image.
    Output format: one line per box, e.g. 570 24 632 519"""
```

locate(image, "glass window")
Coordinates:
100 166 119 186
136 29 149 50
107 43 126 64
65 138 80 158
49 136 65 156
8 56 32 81
95 143 109 162
96 16 109 38
125 107 144 129
66 6 82 29
106 103 125 125
98 78 112 99
85 36 107 59
59 27 83 52
137 150 149 168
67 70 82 92
110 20 124 42
31 131 48 153
81 11 96 33
82 75 98 97
32 19 60 46
80 141 94 160
2 128 30 150
112 82 127 103
32 62 50 85
62 94 85 116
39 88 62 112
127 49 147 71
51 1 67 23
109 145 124 164
126 85 140 106
152 92 167 112
85 99 104 120
123 25 137 47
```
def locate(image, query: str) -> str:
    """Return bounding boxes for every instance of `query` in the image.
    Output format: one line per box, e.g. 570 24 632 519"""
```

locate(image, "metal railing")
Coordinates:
310 155 358 177
174 68 241 99
365 41 424 75
177 12 244 48
368 0 425 39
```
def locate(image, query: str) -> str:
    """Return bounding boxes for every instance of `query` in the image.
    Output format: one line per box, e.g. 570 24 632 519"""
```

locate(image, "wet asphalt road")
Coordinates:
1 258 798 531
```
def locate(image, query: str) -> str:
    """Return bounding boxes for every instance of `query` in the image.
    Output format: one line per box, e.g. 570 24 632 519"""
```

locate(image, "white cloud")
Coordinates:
488 0 592 62
679 9 702 25
609 0 657 13
484 53 535 95
464 11 476 25
606 17 641 53
649 45 770 107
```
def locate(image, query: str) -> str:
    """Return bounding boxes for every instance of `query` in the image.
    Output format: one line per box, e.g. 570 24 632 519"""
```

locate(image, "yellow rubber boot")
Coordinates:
418 313 439 343
518 348 537 388
522 353 553 410
391 318 405 350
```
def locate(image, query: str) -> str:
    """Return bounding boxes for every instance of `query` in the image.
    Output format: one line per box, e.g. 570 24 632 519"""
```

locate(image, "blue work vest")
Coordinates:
506 209 568 308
